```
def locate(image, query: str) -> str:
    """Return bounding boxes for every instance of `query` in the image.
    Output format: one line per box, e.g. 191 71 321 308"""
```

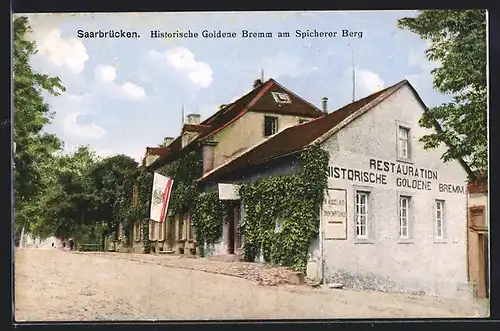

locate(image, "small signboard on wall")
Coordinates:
218 183 241 200
322 188 347 239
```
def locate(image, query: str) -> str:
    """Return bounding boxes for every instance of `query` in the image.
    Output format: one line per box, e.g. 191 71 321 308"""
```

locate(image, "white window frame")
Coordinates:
399 196 411 239
264 116 278 137
355 191 369 239
274 217 283 234
179 214 188 240
149 220 156 241
397 125 411 160
435 200 445 240
271 92 292 104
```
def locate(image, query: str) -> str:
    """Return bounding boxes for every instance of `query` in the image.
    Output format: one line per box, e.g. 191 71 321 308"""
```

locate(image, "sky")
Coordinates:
19 11 449 163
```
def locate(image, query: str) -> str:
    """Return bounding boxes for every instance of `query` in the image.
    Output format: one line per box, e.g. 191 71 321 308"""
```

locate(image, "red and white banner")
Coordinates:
150 172 174 223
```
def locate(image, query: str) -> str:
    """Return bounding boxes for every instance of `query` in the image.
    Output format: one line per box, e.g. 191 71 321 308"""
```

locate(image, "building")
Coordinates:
199 79 475 299
132 78 325 255
467 173 489 298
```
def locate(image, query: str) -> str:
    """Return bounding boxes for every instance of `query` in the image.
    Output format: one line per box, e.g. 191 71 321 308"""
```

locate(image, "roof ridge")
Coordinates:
201 83 265 125
198 79 411 182
264 78 323 113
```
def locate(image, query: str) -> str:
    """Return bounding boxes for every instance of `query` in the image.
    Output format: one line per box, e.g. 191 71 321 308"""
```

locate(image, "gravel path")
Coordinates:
14 249 488 321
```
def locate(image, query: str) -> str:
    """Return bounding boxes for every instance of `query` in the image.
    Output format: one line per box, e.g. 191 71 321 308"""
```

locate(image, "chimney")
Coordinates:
163 137 174 146
322 97 328 114
186 114 201 125
253 79 263 89
201 141 217 174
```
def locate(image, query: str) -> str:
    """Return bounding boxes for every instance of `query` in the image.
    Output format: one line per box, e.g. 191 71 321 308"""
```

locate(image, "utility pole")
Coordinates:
352 50 356 103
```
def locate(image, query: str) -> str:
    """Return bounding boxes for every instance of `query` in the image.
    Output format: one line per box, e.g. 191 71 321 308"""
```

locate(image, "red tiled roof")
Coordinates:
198 80 408 183
183 124 211 133
468 170 488 193
142 146 170 166
148 78 324 170
147 85 265 170
145 147 170 156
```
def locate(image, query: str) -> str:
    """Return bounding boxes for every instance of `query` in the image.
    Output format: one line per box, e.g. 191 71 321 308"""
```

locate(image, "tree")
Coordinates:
13 16 66 239
397 10 487 180
86 155 139 247
42 147 98 239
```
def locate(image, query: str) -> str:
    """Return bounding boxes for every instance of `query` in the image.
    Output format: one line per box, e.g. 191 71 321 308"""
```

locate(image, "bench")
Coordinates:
78 244 101 252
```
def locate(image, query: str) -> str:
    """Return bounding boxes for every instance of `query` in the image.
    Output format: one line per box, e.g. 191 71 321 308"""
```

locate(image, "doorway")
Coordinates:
166 216 175 251
226 203 241 255
228 207 235 255
478 233 489 298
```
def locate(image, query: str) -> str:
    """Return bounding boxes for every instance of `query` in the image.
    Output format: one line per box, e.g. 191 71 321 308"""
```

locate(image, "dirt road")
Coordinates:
14 249 488 321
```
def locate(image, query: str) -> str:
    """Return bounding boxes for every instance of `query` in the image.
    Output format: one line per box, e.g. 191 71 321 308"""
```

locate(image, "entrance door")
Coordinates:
228 207 235 255
166 216 175 251
479 233 489 298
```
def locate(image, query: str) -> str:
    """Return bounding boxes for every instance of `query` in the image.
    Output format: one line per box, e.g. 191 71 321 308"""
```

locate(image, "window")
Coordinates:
178 214 188 240
435 200 444 239
398 126 410 159
187 215 193 240
158 221 165 241
355 191 369 238
399 196 411 238
299 118 308 124
272 92 292 104
274 217 283 234
134 221 141 242
149 220 156 241
264 116 278 137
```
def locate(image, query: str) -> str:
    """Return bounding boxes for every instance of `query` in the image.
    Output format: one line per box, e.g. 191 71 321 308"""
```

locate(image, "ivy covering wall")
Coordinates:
239 144 329 271
191 191 231 256
156 150 202 214
129 150 227 254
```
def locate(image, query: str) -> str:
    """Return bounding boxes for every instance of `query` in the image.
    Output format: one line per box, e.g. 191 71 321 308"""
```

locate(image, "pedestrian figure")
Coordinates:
52 243 54 248
69 239 74 250
62 242 66 249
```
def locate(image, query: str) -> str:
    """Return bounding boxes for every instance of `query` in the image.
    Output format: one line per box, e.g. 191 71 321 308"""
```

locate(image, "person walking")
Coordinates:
69 239 74 251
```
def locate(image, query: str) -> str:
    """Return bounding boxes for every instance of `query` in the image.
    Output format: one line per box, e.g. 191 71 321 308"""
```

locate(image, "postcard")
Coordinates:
12 10 489 321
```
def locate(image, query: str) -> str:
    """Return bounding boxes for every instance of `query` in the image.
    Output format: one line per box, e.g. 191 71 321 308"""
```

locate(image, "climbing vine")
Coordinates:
157 150 202 215
239 144 329 271
125 168 153 253
142 219 150 253
127 151 202 253
191 191 231 256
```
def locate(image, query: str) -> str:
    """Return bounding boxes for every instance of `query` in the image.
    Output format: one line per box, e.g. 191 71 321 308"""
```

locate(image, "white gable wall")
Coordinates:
317 85 470 298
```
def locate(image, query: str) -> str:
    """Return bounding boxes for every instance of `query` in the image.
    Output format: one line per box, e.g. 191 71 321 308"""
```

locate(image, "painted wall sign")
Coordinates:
322 188 347 239
327 158 465 194
218 183 241 200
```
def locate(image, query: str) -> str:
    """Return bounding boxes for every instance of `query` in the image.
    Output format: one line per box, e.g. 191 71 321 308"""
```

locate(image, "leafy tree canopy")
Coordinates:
13 16 65 238
398 10 487 180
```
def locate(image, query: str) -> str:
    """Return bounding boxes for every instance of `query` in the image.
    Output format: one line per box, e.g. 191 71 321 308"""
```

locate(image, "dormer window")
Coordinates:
264 116 278 137
272 92 292 104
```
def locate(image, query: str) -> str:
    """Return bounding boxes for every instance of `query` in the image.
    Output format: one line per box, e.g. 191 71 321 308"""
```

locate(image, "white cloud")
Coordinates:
408 49 440 72
94 64 146 100
96 65 117 83
149 48 213 88
63 112 107 139
32 28 89 74
120 82 146 100
356 68 385 93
